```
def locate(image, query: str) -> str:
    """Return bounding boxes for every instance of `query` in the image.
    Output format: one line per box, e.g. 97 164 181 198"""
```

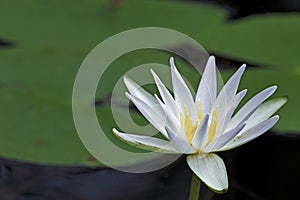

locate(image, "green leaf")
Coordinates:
200 14 300 71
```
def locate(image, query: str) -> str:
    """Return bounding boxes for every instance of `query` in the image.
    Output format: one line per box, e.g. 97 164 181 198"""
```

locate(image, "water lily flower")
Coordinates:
113 56 286 193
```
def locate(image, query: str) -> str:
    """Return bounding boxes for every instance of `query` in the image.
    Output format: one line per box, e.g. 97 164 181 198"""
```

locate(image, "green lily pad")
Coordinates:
200 14 300 72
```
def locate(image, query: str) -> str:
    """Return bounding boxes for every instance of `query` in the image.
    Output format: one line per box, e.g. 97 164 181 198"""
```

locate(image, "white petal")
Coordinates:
191 114 209 149
170 57 196 119
154 94 165 108
219 115 279 151
244 97 287 131
218 64 246 105
219 89 248 135
154 94 181 133
186 153 228 193
195 56 217 115
113 129 179 153
213 65 246 131
224 89 248 122
166 127 197 154
204 122 246 152
126 93 168 138
227 86 277 130
151 69 179 119
124 76 156 106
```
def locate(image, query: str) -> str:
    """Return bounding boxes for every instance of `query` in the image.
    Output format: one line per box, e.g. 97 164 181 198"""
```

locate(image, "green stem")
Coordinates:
189 173 201 200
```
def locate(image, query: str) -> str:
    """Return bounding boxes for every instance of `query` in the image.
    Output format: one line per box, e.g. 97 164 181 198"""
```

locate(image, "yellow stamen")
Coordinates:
179 103 204 144
178 102 218 146
184 105 193 142
207 108 218 145
197 101 203 121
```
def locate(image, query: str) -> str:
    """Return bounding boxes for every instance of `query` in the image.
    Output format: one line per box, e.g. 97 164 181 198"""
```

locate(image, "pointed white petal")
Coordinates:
113 129 179 153
214 92 227 131
244 97 287 131
170 57 196 119
126 93 168 138
124 76 156 106
187 153 228 193
212 89 247 141
214 65 246 130
151 69 179 119
196 56 217 115
204 122 246 152
218 64 246 104
216 90 246 134
219 116 279 151
154 94 181 133
191 115 209 149
227 86 277 130
225 89 248 121
154 94 165 108
166 127 197 154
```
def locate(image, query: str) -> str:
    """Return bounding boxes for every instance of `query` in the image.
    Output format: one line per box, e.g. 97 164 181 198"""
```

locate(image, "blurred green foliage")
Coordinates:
0 0 299 166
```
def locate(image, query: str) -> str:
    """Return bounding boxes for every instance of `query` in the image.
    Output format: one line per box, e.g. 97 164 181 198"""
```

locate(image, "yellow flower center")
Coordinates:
180 101 218 145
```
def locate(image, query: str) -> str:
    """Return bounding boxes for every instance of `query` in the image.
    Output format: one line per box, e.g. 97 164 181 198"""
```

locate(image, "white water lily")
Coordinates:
113 56 286 193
